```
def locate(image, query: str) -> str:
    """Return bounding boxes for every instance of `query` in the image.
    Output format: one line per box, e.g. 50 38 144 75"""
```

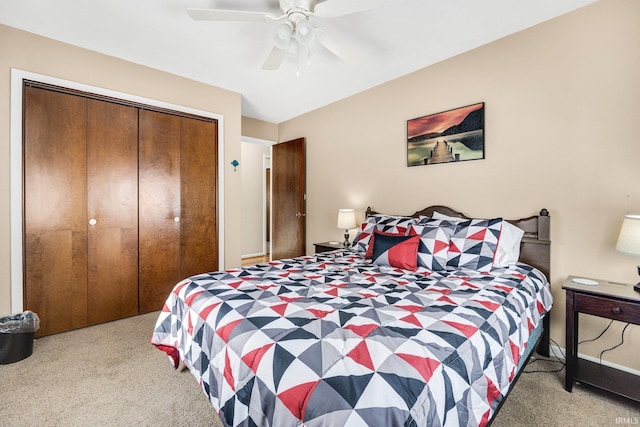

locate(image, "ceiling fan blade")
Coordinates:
262 46 287 70
313 0 400 18
316 29 367 63
187 8 275 22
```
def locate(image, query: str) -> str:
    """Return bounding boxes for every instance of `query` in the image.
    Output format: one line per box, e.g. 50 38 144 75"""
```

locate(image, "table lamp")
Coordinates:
615 214 640 291
337 209 356 247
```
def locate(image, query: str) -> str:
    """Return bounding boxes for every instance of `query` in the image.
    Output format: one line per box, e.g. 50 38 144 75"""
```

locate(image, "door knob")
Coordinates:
88 218 97 225
173 217 180 222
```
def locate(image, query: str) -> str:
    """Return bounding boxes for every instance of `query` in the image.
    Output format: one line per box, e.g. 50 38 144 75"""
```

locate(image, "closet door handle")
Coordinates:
88 218 97 225
173 216 180 223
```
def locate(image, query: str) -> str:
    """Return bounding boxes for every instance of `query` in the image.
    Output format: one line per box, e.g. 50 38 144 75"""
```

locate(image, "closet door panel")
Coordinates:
138 110 181 313
24 87 88 336
86 100 139 325
180 118 218 278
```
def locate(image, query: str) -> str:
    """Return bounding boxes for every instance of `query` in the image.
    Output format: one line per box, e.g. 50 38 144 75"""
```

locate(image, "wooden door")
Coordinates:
180 117 218 278
86 99 139 325
24 84 220 328
24 87 88 336
138 110 181 313
271 138 306 260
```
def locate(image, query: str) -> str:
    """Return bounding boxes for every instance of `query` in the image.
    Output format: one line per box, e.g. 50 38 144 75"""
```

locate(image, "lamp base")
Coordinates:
343 230 350 248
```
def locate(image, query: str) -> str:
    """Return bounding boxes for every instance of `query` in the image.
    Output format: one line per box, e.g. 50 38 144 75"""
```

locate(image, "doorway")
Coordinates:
241 138 274 264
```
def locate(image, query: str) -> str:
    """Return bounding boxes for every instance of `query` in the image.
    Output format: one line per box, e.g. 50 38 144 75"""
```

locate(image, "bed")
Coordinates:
151 205 552 426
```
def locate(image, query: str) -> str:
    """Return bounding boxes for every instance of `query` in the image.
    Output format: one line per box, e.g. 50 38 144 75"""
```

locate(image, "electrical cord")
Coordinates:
575 319 631 365
549 338 566 361
578 319 613 345
520 320 631 374
598 323 630 364
523 361 564 374
523 338 566 373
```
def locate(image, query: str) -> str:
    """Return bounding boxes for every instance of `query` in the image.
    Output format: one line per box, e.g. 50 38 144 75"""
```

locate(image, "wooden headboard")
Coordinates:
365 205 551 279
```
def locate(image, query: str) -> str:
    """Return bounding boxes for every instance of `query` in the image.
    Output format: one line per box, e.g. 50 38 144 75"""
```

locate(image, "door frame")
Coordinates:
240 136 275 260
10 69 226 313
263 155 271 259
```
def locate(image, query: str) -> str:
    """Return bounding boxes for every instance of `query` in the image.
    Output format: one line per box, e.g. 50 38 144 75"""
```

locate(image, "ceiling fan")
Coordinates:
187 0 394 70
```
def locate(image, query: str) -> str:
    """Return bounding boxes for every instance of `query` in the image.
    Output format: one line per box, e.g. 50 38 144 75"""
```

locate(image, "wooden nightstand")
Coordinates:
563 276 640 402
314 241 345 253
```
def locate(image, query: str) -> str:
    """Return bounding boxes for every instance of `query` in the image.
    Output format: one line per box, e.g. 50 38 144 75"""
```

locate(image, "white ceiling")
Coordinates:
0 0 597 123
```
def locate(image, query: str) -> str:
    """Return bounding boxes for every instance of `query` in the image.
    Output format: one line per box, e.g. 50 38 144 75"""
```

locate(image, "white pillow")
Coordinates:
431 211 525 268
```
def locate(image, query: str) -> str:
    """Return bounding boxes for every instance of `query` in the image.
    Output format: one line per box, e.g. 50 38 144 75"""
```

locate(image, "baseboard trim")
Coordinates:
242 252 266 259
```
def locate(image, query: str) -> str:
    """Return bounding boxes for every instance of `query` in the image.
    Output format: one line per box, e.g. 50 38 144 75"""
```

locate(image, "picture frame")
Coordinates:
407 102 485 167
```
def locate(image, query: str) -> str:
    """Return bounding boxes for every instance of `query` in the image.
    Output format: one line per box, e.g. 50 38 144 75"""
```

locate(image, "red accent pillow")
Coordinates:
365 230 404 258
371 233 421 271
352 215 416 254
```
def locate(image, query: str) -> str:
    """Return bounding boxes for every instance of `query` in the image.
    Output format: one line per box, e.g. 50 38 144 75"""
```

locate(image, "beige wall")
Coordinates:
279 0 640 371
0 24 243 316
242 116 279 141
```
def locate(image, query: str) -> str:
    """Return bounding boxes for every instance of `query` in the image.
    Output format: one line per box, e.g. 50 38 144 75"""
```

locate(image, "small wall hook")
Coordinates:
231 159 239 171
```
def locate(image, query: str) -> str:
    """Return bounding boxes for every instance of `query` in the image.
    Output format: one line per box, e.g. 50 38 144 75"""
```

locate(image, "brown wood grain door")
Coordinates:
86 99 139 325
138 110 182 313
271 138 306 260
180 117 218 278
24 86 89 336
24 83 220 330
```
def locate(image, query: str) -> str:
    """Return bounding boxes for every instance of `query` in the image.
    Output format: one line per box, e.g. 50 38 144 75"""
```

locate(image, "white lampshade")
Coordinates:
616 214 640 256
295 19 315 46
337 209 356 230
273 21 293 50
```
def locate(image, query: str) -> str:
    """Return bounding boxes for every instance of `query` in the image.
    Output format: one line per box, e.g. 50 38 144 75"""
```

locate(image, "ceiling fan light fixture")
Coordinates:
273 21 294 50
295 18 315 46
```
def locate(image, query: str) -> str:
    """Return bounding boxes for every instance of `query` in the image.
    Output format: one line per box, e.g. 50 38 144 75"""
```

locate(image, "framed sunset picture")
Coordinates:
407 102 485 167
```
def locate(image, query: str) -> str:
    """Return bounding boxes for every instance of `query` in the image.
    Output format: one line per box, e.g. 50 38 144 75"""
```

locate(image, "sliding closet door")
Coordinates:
86 99 139 325
138 110 181 314
180 117 218 278
24 87 88 336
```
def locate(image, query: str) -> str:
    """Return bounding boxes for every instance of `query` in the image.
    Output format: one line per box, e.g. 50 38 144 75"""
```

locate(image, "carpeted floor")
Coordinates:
1 312 637 426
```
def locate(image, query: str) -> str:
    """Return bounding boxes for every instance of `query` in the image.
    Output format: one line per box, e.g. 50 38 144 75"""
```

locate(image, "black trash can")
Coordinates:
0 311 40 364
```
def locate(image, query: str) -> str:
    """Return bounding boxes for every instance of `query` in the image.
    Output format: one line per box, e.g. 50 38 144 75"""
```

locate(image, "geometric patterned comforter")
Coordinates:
151 249 552 427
